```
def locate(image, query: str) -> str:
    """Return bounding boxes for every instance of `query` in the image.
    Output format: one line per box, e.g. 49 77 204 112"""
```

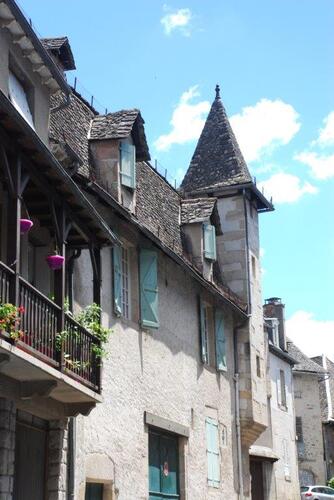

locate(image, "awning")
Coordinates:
249 445 279 463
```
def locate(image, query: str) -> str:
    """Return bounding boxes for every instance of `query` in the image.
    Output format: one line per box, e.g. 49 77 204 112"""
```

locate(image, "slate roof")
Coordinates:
287 341 325 374
180 85 252 194
41 36 76 71
181 198 217 224
89 110 150 161
49 89 96 177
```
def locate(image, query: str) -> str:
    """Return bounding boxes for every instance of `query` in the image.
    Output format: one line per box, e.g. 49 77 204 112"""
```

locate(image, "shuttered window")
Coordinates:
296 417 303 442
199 300 209 364
215 309 226 371
203 224 217 261
113 246 122 316
206 417 220 488
139 249 159 328
277 369 287 408
120 142 136 189
8 71 34 129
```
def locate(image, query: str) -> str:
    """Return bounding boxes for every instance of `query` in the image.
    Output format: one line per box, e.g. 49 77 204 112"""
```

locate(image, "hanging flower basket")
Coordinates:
46 254 65 270
20 218 33 234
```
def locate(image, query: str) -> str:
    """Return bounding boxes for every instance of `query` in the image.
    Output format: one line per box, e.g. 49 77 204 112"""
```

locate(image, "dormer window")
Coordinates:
120 141 136 189
8 70 34 129
265 318 279 347
203 223 217 261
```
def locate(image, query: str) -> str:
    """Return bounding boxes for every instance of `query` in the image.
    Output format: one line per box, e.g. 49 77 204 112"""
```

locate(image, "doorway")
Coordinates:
149 428 180 500
250 459 265 500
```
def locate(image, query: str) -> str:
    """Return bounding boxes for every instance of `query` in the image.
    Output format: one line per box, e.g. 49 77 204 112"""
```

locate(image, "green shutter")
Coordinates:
140 249 159 328
203 224 217 261
120 142 136 188
215 310 226 371
206 418 220 488
199 299 208 364
113 246 122 316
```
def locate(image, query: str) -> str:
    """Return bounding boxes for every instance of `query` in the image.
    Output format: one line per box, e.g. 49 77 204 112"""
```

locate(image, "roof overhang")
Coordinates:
0 0 70 95
249 445 279 462
269 343 297 365
0 88 119 247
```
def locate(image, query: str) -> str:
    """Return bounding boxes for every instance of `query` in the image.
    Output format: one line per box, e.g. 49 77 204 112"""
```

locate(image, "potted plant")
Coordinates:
20 218 33 234
46 250 65 270
0 303 24 341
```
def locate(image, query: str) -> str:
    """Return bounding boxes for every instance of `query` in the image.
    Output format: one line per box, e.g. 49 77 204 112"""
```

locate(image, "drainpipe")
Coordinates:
67 417 76 500
242 189 252 314
234 318 250 500
51 92 71 114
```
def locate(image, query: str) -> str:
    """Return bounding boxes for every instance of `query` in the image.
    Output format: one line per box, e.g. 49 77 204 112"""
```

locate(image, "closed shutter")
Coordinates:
203 224 217 261
206 418 220 488
140 249 159 328
113 246 122 316
120 142 136 188
280 369 287 407
215 309 226 371
199 299 208 364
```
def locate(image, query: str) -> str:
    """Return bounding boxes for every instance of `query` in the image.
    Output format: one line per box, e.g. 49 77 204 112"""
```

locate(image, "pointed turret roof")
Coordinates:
180 85 252 194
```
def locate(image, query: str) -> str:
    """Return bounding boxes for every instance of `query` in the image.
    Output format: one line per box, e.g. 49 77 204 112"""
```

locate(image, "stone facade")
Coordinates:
0 399 16 500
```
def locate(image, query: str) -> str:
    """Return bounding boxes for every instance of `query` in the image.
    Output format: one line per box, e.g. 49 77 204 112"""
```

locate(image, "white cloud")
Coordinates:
154 85 210 151
161 7 192 36
286 311 334 360
257 172 318 204
317 110 334 146
295 151 334 180
230 99 301 163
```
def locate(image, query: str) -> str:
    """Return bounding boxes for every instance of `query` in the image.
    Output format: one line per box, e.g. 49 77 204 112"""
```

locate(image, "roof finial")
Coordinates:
215 84 220 99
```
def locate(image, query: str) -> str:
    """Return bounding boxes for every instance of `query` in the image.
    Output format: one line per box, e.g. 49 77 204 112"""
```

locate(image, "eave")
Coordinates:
0 0 70 95
269 343 297 365
0 88 119 247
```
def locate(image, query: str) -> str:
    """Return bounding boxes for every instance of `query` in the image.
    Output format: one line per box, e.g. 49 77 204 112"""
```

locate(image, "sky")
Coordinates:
18 0 334 358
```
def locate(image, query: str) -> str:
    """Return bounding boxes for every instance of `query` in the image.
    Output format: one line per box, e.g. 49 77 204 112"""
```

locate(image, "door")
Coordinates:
85 483 104 500
149 429 180 500
250 460 265 500
13 420 47 500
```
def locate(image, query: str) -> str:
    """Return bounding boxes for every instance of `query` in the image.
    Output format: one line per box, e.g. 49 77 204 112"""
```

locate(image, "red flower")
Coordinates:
18 306 25 314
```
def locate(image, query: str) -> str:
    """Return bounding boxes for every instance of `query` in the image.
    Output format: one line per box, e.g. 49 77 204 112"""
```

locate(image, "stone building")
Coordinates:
0 1 298 499
250 298 300 500
287 342 326 487
312 355 334 482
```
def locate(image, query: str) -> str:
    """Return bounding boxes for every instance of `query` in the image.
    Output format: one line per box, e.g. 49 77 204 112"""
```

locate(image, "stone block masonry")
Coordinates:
0 398 16 500
47 419 68 500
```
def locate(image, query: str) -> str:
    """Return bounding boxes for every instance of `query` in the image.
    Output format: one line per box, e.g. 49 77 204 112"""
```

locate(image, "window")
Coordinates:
113 245 131 319
203 223 216 261
282 439 291 481
215 309 226 371
149 429 179 499
277 369 287 409
251 255 256 280
139 249 159 328
265 318 279 347
85 483 104 500
8 70 34 128
256 355 261 377
206 417 220 488
200 301 209 364
120 141 135 189
296 416 305 457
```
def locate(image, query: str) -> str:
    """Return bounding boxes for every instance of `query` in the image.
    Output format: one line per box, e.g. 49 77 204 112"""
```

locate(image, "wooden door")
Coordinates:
250 460 265 500
13 421 47 500
149 429 179 500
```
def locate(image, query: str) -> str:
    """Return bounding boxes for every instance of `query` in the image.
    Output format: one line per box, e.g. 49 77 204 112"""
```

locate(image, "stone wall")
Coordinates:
0 398 16 500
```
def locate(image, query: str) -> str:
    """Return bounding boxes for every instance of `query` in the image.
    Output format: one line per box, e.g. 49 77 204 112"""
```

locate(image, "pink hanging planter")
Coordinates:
46 254 65 270
20 218 33 234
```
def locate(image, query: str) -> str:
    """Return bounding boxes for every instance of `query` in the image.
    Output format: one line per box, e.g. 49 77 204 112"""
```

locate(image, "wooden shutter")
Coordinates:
140 249 159 328
206 417 220 488
120 142 135 188
199 299 208 364
203 224 217 261
113 246 122 316
280 369 287 407
215 309 226 371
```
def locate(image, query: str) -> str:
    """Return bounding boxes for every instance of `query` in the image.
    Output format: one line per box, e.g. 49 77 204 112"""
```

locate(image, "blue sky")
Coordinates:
18 0 334 357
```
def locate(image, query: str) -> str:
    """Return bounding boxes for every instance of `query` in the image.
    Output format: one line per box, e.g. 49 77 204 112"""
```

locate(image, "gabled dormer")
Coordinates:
88 109 150 212
181 197 222 281
263 297 287 351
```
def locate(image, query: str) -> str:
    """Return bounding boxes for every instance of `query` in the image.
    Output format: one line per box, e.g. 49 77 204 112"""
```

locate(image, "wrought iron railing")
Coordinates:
63 314 100 390
0 260 101 392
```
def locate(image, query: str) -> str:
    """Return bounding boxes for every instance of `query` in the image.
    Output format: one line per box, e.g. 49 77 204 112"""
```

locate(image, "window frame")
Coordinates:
119 141 136 189
203 223 217 261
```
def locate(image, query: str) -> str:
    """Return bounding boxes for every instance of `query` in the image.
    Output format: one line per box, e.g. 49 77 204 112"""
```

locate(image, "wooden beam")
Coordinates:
0 143 15 196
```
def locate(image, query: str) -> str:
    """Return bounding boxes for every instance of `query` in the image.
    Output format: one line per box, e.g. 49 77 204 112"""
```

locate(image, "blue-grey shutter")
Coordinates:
199 299 208 364
215 309 226 371
140 249 159 328
203 224 217 260
206 417 220 487
113 246 122 316
120 142 135 188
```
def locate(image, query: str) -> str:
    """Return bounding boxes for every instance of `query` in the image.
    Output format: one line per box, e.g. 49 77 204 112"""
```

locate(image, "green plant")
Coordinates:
0 303 24 341
56 303 112 368
328 477 334 489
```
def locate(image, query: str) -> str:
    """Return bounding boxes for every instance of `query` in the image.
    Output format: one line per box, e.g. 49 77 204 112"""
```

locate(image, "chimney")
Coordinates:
263 297 286 350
